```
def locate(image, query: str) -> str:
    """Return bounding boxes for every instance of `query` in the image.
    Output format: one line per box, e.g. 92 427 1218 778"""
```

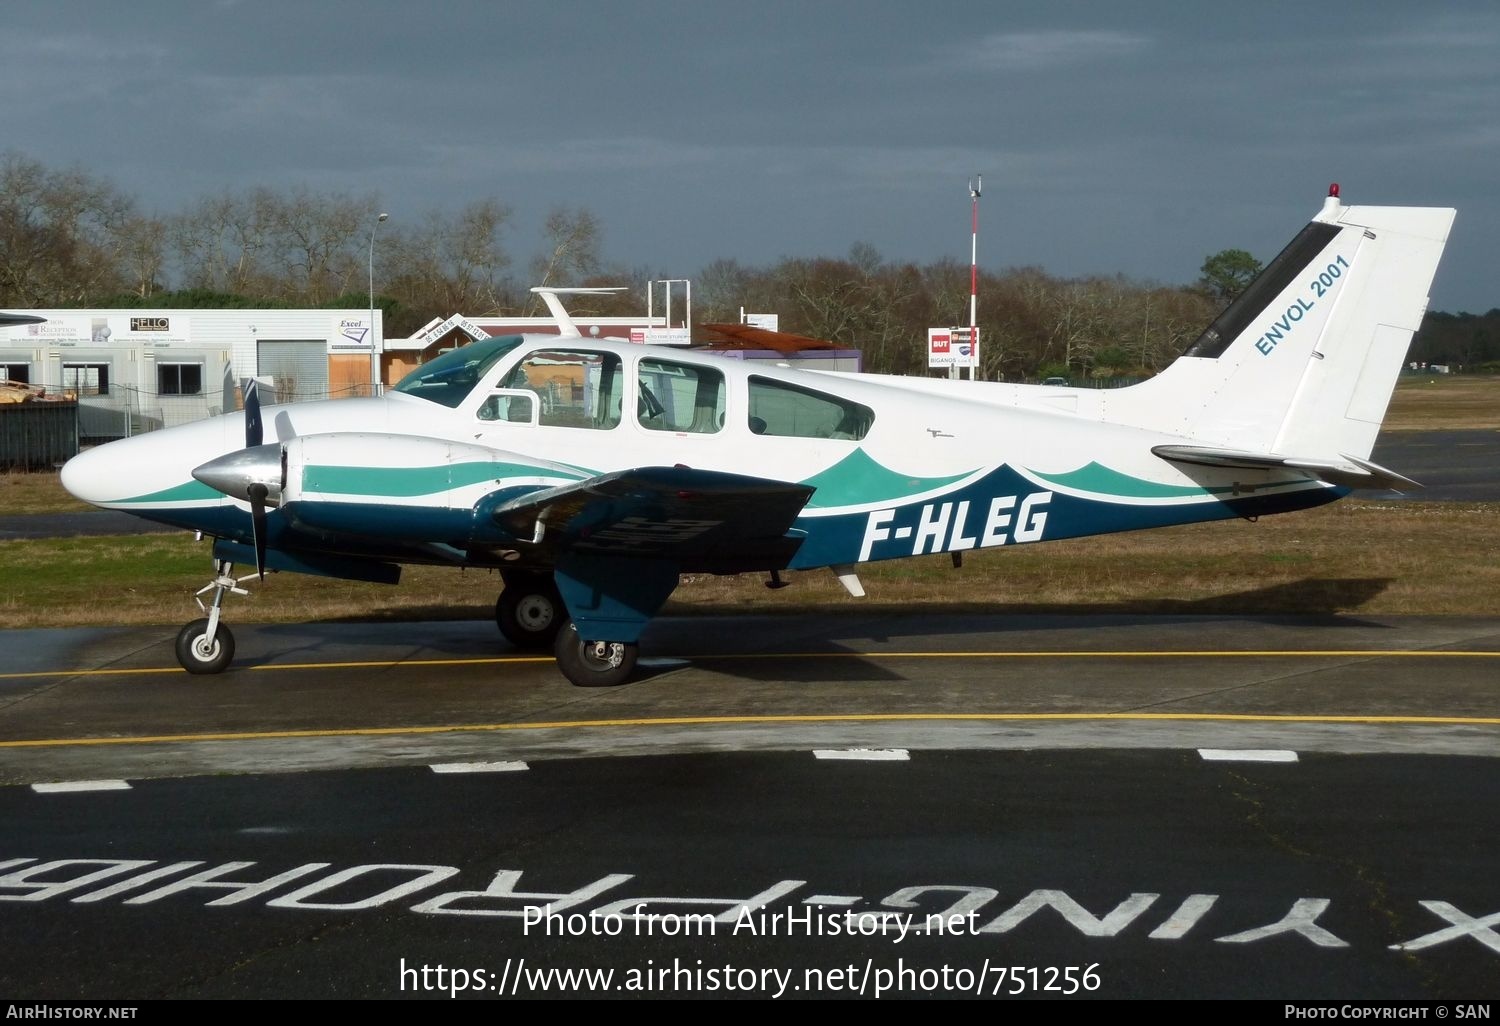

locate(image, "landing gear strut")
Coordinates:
175 558 254 674
553 622 638 687
495 572 565 649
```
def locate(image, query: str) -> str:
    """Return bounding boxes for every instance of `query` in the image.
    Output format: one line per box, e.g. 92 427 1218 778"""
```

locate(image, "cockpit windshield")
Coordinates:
391 335 525 408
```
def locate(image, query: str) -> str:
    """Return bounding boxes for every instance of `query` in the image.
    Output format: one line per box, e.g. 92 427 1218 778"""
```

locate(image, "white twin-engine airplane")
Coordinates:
60 187 1454 686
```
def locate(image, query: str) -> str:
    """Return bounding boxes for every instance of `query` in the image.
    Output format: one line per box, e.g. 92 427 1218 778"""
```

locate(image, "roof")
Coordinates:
695 323 842 355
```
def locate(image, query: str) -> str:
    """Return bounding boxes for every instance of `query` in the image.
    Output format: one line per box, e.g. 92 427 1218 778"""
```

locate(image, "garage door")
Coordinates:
256 340 327 404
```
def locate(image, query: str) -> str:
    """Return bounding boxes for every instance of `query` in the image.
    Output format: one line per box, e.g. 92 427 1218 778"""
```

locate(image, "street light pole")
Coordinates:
368 211 388 396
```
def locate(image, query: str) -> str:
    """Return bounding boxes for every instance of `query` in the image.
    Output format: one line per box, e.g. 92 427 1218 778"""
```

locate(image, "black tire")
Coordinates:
175 617 235 675
553 622 638 687
496 580 564 649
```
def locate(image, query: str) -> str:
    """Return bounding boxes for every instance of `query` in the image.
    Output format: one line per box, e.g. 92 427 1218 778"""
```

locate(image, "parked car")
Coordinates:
1041 376 1069 386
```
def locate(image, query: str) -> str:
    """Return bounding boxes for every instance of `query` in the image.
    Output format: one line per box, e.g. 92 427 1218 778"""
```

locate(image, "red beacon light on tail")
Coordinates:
1320 182 1343 220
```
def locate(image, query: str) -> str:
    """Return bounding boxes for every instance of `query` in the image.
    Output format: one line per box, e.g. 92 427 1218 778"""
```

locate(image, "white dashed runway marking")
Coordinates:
31 780 133 793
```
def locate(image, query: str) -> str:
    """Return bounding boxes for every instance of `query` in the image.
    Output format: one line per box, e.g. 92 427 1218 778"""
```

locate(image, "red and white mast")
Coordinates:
968 173 981 381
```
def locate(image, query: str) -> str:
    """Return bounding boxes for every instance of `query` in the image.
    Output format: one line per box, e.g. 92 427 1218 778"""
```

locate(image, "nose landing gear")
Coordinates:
175 558 256 674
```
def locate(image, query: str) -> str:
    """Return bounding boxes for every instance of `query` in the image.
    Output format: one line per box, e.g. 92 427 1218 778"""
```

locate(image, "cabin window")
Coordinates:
157 362 203 396
637 358 725 433
747 376 873 440
63 363 111 396
476 391 536 424
503 350 623 430
393 335 525 408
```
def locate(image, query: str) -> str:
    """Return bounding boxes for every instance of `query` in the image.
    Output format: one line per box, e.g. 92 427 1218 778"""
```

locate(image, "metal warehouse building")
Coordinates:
0 308 383 441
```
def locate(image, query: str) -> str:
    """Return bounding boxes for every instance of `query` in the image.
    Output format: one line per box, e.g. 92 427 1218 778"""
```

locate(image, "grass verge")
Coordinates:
2 500 1495 628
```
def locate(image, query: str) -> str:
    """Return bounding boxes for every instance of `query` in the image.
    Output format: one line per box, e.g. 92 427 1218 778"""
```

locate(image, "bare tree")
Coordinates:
526 205 601 310
383 199 513 326
0 152 132 305
0 149 1282 383
264 187 373 304
113 213 169 298
695 258 752 323
169 189 275 295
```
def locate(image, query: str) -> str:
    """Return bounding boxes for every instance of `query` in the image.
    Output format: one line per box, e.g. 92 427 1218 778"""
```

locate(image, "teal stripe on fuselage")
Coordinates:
1028 461 1223 499
800 448 972 509
116 480 223 505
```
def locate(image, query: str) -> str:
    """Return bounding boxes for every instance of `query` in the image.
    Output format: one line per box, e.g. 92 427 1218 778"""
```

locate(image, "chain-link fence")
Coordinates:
72 385 223 443
71 381 374 444
2 379 379 469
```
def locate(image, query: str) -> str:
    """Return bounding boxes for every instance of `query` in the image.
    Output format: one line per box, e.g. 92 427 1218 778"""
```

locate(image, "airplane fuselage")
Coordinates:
61 333 1337 577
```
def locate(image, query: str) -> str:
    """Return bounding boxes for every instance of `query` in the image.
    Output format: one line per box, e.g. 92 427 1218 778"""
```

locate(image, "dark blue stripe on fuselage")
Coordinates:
788 465 1344 569
285 500 479 545
129 504 246 536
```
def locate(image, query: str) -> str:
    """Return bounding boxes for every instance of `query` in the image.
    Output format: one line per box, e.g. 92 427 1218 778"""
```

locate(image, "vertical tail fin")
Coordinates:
1125 189 1455 461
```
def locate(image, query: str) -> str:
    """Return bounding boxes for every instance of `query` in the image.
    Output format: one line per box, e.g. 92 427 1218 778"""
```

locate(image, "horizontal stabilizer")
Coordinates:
1152 445 1421 492
486 466 815 572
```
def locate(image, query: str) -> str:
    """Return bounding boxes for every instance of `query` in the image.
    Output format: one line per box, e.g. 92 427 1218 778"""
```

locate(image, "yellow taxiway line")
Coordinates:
3 648 1499 681
4 648 1498 750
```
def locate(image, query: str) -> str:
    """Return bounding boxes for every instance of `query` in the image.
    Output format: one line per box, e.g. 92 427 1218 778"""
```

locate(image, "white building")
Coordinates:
0 308 381 440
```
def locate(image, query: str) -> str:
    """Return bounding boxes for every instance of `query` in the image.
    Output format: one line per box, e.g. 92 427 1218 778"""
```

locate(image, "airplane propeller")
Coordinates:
190 377 285 580
246 483 269 579
243 380 267 578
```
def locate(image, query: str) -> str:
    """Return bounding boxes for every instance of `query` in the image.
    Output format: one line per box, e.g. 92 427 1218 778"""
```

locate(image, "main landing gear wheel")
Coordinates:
554 622 638 688
495 579 565 649
175 617 235 675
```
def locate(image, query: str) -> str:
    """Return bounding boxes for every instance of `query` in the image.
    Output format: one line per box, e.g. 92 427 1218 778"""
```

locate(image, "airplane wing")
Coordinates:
482 466 815 573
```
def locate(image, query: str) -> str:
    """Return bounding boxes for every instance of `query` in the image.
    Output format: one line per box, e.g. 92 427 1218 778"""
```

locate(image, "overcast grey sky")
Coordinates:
5 1 1496 312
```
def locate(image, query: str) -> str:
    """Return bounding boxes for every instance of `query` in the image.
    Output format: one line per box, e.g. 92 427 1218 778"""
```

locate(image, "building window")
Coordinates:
63 363 110 396
0 364 29 384
158 362 203 396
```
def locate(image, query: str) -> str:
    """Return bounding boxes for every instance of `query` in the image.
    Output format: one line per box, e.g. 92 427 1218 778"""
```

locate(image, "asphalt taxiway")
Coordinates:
3 611 1498 783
